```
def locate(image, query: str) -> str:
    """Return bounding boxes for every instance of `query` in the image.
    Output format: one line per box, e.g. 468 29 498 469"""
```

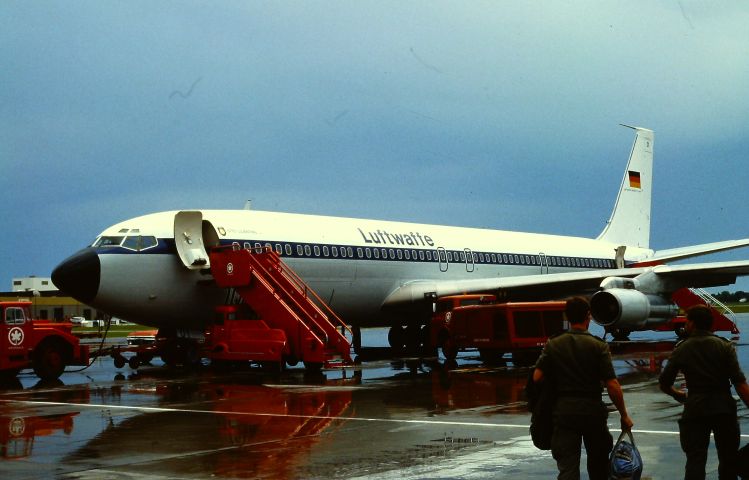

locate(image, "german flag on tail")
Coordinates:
628 170 641 189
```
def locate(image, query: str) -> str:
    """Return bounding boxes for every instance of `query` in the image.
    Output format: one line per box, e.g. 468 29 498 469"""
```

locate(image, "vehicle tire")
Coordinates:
161 338 201 368
440 338 458 361
420 324 437 356
512 350 539 367
262 361 284 374
139 353 154 364
113 355 126 369
303 361 323 372
479 349 505 365
405 324 421 353
0 370 21 382
128 356 141 370
33 341 67 381
611 329 630 341
388 325 406 352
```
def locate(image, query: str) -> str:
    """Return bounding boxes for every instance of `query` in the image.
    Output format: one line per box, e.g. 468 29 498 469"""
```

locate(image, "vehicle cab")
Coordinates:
430 294 496 350
1 302 34 376
1 301 88 380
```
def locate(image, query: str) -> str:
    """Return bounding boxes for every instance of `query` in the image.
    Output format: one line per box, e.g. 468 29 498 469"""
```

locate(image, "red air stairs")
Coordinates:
670 287 740 335
648 287 740 336
208 245 353 369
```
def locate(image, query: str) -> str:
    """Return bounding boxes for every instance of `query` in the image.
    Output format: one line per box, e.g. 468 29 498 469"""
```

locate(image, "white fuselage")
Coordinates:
81 209 651 329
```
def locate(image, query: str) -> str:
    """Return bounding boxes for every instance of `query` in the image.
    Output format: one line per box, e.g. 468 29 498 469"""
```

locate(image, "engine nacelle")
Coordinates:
590 288 679 329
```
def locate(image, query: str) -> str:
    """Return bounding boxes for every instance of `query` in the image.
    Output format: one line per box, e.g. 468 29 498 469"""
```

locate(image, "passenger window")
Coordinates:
425 250 432 261
285 244 292 256
304 245 312 256
357 247 363 258
313 245 320 256
296 245 303 256
347 247 353 257
323 246 330 257
419 251 424 260
373 248 380 259
332 246 339 257
404 250 410 260
366 248 371 259
397 249 403 259
389 249 395 259
275 244 282 254
255 242 262 253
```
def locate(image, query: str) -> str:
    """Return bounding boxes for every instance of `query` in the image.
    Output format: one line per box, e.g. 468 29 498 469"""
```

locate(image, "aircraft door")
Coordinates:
437 247 448 272
174 211 220 270
538 253 549 274
464 248 475 272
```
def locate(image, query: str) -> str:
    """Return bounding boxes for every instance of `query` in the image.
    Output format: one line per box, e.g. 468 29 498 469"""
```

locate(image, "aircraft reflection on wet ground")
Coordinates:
1 318 749 479
0 360 535 479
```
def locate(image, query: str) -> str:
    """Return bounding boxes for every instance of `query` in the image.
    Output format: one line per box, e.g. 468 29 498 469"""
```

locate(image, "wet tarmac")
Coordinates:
3 316 749 479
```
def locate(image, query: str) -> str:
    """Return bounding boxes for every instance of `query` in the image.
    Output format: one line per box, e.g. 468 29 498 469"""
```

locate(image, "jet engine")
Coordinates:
590 288 679 330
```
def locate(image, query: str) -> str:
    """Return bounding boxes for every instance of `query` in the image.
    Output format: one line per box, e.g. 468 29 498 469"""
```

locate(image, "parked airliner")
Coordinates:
52 126 749 356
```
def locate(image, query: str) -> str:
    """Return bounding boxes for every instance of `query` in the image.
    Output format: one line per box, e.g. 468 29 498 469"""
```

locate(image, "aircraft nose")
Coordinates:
51 248 101 304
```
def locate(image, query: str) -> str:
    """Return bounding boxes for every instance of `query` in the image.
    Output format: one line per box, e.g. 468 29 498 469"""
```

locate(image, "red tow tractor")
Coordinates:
430 295 567 365
0 301 90 380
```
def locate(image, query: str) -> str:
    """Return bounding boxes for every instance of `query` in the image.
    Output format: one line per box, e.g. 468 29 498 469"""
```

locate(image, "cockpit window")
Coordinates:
122 235 158 251
93 236 125 247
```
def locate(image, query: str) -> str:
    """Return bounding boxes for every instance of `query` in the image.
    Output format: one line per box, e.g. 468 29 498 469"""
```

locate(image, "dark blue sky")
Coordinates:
2 1 748 291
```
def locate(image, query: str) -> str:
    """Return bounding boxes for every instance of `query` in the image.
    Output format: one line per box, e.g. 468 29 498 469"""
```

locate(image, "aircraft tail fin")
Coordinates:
597 126 654 249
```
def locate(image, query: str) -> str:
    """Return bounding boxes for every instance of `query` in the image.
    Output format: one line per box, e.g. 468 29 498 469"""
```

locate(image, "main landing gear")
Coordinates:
387 321 434 356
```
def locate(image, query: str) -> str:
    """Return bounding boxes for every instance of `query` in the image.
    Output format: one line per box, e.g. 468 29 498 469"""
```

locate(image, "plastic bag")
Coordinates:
609 430 643 480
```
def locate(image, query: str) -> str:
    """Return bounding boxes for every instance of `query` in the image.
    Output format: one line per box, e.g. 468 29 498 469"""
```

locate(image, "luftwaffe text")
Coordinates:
357 228 435 247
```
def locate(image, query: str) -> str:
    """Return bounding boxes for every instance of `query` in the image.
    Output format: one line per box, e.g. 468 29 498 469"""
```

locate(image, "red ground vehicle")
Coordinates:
0 302 89 380
0 410 79 459
431 297 567 366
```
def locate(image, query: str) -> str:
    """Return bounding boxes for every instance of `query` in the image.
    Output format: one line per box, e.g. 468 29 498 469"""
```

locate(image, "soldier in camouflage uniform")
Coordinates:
533 296 633 480
659 304 749 479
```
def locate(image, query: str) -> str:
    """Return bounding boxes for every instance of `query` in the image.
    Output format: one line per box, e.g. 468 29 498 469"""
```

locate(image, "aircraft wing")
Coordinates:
634 239 749 266
382 260 749 306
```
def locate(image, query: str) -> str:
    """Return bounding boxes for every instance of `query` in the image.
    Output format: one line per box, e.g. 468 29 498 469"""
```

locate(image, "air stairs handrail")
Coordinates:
254 246 354 341
691 287 737 323
226 244 353 359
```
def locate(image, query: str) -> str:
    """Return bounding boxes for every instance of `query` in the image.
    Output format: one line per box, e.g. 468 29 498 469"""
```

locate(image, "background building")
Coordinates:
0 290 103 322
11 276 56 293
